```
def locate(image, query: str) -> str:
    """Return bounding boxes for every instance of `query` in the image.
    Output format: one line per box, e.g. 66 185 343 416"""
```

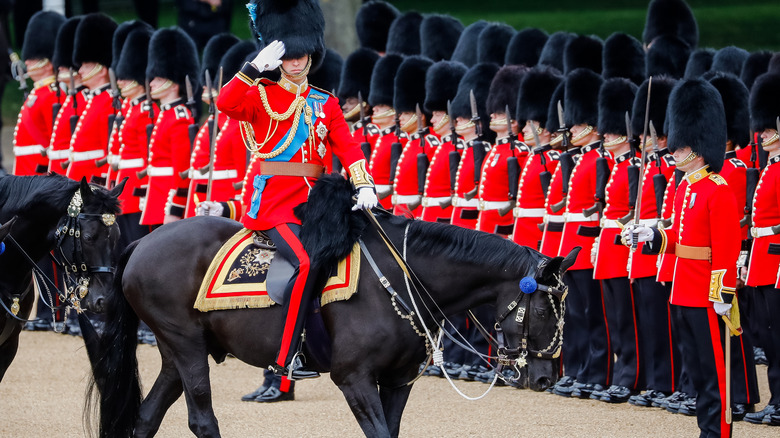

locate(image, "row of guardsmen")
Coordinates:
10 0 780 429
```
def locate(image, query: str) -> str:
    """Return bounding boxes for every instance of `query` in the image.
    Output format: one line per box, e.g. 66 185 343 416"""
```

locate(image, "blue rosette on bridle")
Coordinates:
519 276 537 294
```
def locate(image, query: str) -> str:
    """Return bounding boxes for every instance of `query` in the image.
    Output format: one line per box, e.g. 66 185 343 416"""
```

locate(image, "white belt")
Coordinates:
422 196 451 207
751 226 780 238
375 184 392 192
478 200 511 211
70 149 105 162
108 155 120 165
599 218 623 229
47 148 69 160
513 207 546 218
452 197 479 208
544 214 565 224
192 169 238 180
393 194 421 204
564 212 599 222
118 158 145 169
13 145 44 156
147 166 174 177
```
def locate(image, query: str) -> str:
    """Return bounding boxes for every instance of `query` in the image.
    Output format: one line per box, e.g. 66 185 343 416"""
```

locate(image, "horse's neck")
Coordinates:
410 257 503 317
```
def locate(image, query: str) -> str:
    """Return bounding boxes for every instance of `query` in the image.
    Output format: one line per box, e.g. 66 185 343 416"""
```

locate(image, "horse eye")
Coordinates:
534 308 547 318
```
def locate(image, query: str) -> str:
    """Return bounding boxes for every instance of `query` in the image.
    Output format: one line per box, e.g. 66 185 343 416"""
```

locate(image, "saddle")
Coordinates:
194 228 360 312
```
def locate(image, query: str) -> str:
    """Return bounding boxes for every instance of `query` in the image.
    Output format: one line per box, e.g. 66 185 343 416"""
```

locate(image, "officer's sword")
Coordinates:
206 67 223 203
358 91 371 160
620 111 638 225
11 53 28 100
632 76 652 251
725 316 732 424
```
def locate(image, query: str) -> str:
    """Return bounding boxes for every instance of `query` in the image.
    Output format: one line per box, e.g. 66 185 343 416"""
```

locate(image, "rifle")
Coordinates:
531 121 551 197
68 68 79 136
415 103 429 197
621 111 639 225
185 75 200 151
388 110 403 186
499 104 520 216
136 78 155 180
551 100 572 212
649 122 668 219
51 72 62 132
96 68 121 168
447 99 461 196
358 91 372 160
741 131 760 228
465 90 486 201
205 67 224 202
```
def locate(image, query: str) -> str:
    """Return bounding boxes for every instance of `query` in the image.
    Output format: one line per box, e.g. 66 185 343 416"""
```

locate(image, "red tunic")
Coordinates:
476 138 526 235
218 75 365 231
66 85 113 183
719 152 748 241
13 80 60 176
745 156 780 287
512 145 560 249
114 96 155 215
370 127 406 210
656 171 679 283
653 166 740 307
559 142 613 269
628 151 675 279
450 140 490 230
48 87 88 174
540 163 566 257
593 150 638 279
421 134 459 222
139 99 193 225
184 117 213 218
392 132 438 218
105 97 131 186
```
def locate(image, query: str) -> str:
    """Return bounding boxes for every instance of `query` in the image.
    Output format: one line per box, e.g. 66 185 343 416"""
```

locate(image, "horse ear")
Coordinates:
540 256 563 279
0 216 17 239
560 246 581 273
79 177 93 201
110 177 128 198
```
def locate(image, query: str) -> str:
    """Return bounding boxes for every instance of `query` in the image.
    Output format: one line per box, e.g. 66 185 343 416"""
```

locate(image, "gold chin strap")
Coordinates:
570 125 594 144
455 120 475 134
344 102 365 120
400 114 418 133
488 118 508 130
372 108 396 121
550 133 563 146
120 80 140 96
603 136 627 148
763 131 779 147
675 149 699 167
150 79 173 99
433 114 449 133
27 58 50 73
280 55 312 80
81 63 104 82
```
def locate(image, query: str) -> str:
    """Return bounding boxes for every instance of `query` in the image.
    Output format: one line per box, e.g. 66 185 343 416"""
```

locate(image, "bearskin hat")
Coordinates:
631 75 677 137
684 48 715 79
146 27 201 90
710 46 750 77
424 60 468 113
708 72 750 148
505 28 548 67
564 35 602 75
538 31 574 73
393 55 433 116
486 65 527 117
386 12 423 56
73 13 117 68
338 48 380 103
53 17 82 71
749 73 780 133
246 0 325 71
355 0 399 53
741 51 773 91
450 21 488 67
201 33 239 86
219 41 257 80
545 81 566 134
477 23 515 66
450 63 500 133
517 65 563 129
309 48 343 93
770 53 780 74
112 20 152 71
22 11 65 62
420 14 464 62
643 0 698 49
115 27 153 84
368 53 404 108
646 35 691 79
602 33 645 85
598 78 638 136
564 68 604 128
667 79 727 172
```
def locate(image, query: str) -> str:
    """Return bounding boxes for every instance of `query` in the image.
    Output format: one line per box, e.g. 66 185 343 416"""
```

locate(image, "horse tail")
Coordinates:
84 240 141 438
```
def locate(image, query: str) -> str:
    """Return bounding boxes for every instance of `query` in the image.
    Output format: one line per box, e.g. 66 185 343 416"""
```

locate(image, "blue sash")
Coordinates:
248 88 328 219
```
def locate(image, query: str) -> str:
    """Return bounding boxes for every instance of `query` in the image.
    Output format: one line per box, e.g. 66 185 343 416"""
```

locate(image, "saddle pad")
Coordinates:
194 228 360 312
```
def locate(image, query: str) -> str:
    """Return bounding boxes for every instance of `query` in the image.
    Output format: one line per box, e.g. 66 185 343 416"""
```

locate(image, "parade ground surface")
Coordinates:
0 331 776 437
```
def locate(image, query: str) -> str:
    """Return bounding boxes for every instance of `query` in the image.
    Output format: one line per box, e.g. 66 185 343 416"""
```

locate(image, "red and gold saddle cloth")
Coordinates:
194 228 360 312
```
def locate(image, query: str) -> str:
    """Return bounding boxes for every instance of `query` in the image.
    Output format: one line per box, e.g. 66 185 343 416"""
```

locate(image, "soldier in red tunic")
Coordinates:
12 11 65 177
743 72 780 425
65 13 117 185
217 0 377 379
139 27 199 226
626 79 741 438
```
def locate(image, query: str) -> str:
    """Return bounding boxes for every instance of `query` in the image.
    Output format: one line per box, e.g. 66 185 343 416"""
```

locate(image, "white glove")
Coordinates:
713 302 732 316
352 187 378 211
620 224 654 246
196 201 224 217
251 40 285 72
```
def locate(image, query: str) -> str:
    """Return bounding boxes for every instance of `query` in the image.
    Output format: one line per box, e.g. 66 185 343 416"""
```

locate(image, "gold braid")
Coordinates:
240 84 313 159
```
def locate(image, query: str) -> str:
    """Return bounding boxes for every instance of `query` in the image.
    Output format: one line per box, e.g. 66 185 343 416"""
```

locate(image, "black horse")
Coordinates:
86 174 579 438
0 174 124 382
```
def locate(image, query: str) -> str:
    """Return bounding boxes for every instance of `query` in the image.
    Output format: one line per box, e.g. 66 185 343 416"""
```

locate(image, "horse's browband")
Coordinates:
258 161 324 178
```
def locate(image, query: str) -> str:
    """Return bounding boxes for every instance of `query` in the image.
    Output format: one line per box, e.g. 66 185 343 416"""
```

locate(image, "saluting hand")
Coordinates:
251 40 285 72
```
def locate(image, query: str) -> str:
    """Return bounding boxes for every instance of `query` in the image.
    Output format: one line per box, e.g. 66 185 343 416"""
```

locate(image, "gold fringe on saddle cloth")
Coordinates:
194 228 360 312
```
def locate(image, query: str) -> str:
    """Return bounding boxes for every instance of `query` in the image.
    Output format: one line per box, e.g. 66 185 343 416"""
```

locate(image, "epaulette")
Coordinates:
709 173 727 185
729 158 747 168
662 154 675 166
548 150 561 160
309 85 335 101
175 105 189 120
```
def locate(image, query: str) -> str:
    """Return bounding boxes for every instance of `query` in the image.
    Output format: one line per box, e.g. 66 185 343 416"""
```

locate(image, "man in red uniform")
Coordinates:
743 72 780 425
626 79 740 438
65 13 117 185
12 11 65 176
476 65 528 237
590 77 641 403
140 27 199 226
217 0 377 379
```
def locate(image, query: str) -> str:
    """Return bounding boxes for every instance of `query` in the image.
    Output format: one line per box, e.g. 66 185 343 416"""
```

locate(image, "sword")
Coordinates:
724 315 733 425
470 89 483 141
11 53 28 100
358 91 371 160
206 67 223 203
620 111 638 225
632 76 652 251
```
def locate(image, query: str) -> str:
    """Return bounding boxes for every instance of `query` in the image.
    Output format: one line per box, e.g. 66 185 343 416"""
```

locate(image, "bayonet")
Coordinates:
505 104 516 146
185 74 199 152
650 121 660 166
206 67 223 203
447 99 458 141
556 100 569 150
625 111 634 151
185 75 195 109
358 91 367 136
469 89 482 139
530 121 542 150
415 103 426 151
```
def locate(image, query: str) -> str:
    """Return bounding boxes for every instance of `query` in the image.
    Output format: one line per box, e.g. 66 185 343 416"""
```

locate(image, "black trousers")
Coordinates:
634 277 677 393
602 277 643 390
755 285 780 404
563 269 611 385
672 305 731 438
117 212 151 252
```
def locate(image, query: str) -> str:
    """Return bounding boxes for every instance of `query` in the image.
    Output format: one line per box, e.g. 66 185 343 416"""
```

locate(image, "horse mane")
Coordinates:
0 174 121 218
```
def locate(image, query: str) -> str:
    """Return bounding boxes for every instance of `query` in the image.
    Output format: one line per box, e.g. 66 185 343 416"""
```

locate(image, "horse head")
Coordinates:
495 246 580 392
55 178 125 313
0 217 17 250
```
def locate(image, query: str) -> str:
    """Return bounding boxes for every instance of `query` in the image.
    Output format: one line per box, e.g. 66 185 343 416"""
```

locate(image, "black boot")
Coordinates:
270 355 319 381
255 386 295 402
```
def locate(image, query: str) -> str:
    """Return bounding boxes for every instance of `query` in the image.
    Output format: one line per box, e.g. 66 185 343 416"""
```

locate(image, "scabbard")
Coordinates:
448 150 460 191
627 164 639 209
188 123 199 149
653 173 668 219
69 114 78 136
507 156 519 199
417 153 429 195
539 171 551 198
52 103 61 129
558 151 575 195
146 123 154 148
472 141 486 183
389 141 402 183
594 157 610 202
360 141 372 161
